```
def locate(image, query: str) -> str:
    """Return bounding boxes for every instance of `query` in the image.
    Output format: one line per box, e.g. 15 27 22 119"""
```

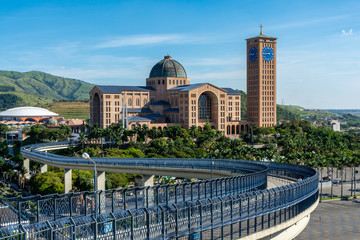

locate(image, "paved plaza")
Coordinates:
295 199 360 240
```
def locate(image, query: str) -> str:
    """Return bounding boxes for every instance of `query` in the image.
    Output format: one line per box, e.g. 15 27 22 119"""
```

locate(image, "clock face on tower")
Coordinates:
248 47 258 62
262 46 274 61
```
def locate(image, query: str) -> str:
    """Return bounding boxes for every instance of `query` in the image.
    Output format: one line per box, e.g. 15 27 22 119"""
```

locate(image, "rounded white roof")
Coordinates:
0 107 58 117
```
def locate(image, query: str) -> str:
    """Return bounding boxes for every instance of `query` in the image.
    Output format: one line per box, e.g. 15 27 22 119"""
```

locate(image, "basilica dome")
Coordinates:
149 55 187 78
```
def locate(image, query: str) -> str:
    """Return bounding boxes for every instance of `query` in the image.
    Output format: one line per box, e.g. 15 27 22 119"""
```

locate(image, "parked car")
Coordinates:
322 176 331 181
331 179 339 184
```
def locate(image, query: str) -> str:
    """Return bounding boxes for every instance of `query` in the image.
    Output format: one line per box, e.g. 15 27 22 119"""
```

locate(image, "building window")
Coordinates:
176 80 178 85
198 92 212 121
169 80 171 84
180 80 182 85
128 98 132 106
143 99 147 105
136 98 140 106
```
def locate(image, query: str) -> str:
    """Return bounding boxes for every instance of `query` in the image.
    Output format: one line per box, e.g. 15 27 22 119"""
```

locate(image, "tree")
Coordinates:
29 172 64 195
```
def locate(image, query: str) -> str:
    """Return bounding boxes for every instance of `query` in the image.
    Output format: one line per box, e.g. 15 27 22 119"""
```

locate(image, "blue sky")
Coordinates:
0 0 359 109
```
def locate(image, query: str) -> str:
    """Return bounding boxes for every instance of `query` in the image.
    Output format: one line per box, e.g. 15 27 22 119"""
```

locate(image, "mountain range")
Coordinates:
0 71 93 110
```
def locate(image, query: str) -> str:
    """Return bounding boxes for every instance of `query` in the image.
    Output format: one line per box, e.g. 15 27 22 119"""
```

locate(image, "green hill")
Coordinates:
0 70 93 110
236 90 336 121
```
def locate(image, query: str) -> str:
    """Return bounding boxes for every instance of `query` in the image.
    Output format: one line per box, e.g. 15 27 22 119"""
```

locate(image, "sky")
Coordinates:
0 0 359 109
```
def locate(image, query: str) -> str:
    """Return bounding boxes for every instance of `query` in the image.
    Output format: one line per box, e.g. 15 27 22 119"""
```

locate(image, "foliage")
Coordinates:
29 171 64 195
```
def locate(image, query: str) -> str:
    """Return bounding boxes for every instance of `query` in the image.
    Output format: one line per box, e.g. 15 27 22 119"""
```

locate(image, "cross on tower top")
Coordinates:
259 24 263 35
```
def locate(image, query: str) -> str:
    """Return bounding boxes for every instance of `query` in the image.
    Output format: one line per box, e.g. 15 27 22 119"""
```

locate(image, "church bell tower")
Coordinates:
246 25 277 127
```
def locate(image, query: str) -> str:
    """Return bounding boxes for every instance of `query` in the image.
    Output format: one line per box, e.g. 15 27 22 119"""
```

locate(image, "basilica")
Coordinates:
90 55 248 136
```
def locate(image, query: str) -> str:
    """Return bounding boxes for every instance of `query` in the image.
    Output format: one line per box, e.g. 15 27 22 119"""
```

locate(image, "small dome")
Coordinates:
149 56 187 78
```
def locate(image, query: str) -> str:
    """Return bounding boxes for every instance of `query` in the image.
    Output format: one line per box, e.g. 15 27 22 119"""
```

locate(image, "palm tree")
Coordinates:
79 133 86 149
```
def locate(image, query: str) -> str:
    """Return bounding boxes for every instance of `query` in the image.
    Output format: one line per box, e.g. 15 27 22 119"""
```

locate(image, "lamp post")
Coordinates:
82 152 98 216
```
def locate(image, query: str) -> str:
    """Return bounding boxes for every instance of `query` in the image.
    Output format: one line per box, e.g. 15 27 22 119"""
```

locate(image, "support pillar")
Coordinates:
135 175 154 187
96 171 106 191
96 171 106 214
23 158 30 178
64 169 72 193
40 164 48 173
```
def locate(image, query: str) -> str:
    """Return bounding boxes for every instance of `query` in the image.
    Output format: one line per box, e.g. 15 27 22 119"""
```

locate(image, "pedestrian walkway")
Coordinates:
295 199 360 240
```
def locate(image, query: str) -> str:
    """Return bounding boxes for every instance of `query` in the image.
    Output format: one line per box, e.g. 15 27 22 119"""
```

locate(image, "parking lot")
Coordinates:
295 199 360 240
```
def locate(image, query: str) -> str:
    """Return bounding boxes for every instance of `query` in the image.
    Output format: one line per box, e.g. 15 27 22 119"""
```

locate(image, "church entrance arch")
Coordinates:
198 91 218 125
92 93 101 126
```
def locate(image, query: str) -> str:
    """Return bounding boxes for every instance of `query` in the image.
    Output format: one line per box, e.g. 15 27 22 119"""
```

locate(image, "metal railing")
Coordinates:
0 142 318 239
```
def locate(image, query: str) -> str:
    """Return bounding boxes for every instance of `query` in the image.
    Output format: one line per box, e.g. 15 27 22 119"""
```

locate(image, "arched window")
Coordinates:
128 98 132 106
136 98 140 106
143 99 147 105
198 92 212 121
180 80 182 85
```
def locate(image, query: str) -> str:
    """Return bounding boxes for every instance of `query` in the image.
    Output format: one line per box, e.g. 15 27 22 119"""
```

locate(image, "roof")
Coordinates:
96 85 154 93
169 83 207 92
164 108 179 113
119 116 152 122
0 107 58 118
127 108 152 113
222 88 241 95
149 55 187 78
142 113 167 120
169 83 227 92
149 100 170 106
246 34 277 40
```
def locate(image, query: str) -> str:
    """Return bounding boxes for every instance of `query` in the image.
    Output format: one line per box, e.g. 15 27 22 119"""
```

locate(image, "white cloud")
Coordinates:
93 34 211 49
341 29 353 36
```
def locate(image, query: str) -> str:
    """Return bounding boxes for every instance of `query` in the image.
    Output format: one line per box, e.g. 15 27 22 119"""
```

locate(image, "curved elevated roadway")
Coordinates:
0 141 319 240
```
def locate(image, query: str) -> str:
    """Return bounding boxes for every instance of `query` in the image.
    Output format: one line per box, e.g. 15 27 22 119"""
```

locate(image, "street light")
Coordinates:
82 152 98 216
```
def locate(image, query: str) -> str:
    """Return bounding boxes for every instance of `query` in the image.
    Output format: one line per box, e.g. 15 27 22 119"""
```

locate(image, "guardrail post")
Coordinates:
268 190 271 228
18 201 21 224
145 209 150 239
210 199 213 240
191 183 194 201
273 190 276 226
129 210 134 240
254 193 257 232
112 191 115 212
85 192 88 216
111 212 116 240
198 182 201 200
174 204 179 238
54 198 57 221
198 200 203 239
239 195 242 238
230 196 233 239
145 187 149 208
247 193 250 236
161 207 165 239
37 199 40 222
70 194 73 218
221 198 224 239
135 188 138 209
123 189 127 210
183 184 186 202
